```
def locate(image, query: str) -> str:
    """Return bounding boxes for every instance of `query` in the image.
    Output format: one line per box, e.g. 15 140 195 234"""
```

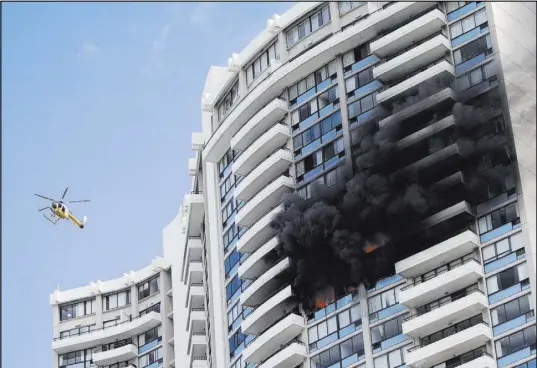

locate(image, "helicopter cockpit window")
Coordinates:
52 203 57 208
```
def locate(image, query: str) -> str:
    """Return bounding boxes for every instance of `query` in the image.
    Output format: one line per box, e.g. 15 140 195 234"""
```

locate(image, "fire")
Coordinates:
363 242 379 253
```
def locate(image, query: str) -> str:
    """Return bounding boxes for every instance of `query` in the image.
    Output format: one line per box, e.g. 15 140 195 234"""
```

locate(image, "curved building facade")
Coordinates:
194 2 536 368
50 257 174 368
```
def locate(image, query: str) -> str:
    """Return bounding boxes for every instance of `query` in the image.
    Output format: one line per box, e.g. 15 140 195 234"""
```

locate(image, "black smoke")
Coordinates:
271 83 514 313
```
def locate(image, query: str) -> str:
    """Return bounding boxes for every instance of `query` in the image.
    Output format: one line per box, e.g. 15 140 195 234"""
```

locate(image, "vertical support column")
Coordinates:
131 284 139 317
329 2 342 33
52 305 60 368
160 269 174 368
335 53 355 177
277 29 289 64
358 284 374 367
95 294 103 327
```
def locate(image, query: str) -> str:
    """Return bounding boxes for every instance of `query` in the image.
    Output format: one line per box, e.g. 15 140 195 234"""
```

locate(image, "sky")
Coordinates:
1 2 293 366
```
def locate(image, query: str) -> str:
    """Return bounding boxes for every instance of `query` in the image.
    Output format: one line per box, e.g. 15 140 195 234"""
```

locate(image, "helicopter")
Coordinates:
35 187 90 229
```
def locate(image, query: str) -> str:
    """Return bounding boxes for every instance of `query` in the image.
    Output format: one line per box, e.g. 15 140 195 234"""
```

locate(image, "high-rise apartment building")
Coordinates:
52 2 536 368
50 257 174 368
178 2 536 368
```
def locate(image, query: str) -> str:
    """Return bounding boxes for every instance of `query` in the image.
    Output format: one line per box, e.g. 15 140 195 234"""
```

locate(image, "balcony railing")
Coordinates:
489 278 531 305
444 350 492 368
404 288 484 321
494 311 535 336
383 30 445 62
401 255 479 291
54 312 157 341
408 316 487 352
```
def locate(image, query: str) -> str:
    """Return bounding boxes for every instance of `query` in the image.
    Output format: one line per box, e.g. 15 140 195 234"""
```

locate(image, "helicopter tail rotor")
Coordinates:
80 216 87 229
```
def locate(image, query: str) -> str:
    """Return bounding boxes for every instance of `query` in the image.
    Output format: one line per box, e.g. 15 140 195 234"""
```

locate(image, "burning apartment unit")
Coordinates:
173 2 536 368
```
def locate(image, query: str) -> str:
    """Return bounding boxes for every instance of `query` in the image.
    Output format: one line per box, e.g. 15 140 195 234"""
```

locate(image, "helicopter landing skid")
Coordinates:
43 214 60 225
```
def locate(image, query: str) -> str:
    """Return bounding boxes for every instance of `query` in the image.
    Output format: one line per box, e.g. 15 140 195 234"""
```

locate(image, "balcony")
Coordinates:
395 114 455 151
395 230 479 278
187 308 206 334
203 2 435 163
188 333 207 356
235 176 293 227
186 261 203 287
406 319 492 368
190 355 208 368
371 8 446 58
231 98 289 152
52 311 161 354
93 344 137 366
239 236 280 280
186 283 204 310
399 257 483 308
376 59 454 104
184 193 204 236
243 314 304 364
379 87 456 129
434 351 497 368
241 257 291 307
242 285 297 335
403 288 488 337
258 342 307 368
235 149 293 202
236 205 282 254
374 34 450 83
186 237 203 263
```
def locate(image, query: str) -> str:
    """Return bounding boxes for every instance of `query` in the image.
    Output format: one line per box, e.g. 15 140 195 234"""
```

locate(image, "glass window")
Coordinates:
451 21 463 38
286 5 331 47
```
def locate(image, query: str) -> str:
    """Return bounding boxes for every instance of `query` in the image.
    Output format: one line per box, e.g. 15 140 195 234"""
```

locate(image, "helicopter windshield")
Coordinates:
52 203 57 208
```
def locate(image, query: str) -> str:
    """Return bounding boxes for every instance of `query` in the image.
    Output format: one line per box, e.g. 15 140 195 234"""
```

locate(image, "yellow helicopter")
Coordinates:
35 187 90 229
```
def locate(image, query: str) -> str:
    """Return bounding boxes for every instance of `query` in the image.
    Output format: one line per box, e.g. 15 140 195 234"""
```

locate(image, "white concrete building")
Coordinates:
50 257 174 368
183 2 536 368
52 2 536 368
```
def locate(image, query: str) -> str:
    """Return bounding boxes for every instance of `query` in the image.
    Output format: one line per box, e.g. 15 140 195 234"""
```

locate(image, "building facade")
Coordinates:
188 2 536 368
50 257 174 368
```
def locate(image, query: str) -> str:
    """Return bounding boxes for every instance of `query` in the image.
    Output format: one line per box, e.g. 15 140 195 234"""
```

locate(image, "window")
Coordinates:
338 304 362 328
140 302 160 316
310 334 365 368
288 60 337 106
224 248 241 278
102 289 130 311
373 345 410 368
309 315 338 344
370 315 405 347
291 85 339 127
368 285 401 314
450 8 487 39
59 299 96 321
216 81 239 121
102 338 132 352
222 199 236 223
296 137 345 182
103 362 133 368
339 1 365 14
417 284 479 316
139 346 163 368
343 44 370 72
491 294 532 326
223 224 238 250
483 232 525 264
347 92 377 120
246 41 279 85
218 149 235 176
220 174 235 200
412 253 476 286
294 110 342 154
226 275 243 302
457 61 496 91
286 5 331 47
138 275 160 300
58 349 94 368
345 67 374 96
229 328 247 358
446 1 469 14
487 263 528 295
496 325 536 358
138 325 162 347
453 35 492 65
478 202 519 235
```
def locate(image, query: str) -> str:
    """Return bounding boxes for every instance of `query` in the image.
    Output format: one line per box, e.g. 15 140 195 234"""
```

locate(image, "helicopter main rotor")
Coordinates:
34 186 91 212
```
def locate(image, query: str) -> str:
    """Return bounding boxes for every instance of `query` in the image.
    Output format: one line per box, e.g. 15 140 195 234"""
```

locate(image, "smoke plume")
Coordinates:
271 81 514 313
